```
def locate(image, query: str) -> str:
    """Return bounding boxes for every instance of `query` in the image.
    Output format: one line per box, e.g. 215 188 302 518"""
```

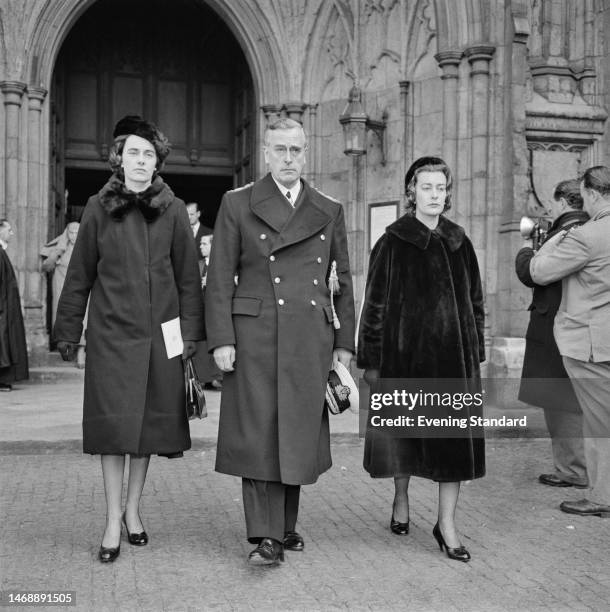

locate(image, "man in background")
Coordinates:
0 219 29 391
515 179 589 490
186 202 212 262
530 166 610 518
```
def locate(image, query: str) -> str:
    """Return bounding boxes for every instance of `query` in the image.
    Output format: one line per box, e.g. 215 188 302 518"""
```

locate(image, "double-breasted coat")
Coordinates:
54 175 204 455
205 174 356 485
357 214 485 482
515 210 589 411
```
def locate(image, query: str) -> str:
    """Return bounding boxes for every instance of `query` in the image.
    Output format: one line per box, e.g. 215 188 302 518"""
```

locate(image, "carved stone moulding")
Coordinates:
261 102 308 124
525 94 607 145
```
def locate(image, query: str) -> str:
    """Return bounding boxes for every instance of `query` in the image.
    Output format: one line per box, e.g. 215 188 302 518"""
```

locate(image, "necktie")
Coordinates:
285 191 292 205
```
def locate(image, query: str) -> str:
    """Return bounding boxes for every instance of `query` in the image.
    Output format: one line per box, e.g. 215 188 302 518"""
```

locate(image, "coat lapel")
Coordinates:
271 180 331 253
250 174 293 233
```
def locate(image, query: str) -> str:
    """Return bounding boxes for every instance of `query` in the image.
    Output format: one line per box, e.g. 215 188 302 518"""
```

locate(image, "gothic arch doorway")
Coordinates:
50 0 254 235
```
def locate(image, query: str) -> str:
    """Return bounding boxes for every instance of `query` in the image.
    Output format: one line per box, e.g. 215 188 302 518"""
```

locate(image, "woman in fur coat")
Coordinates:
357 157 485 562
54 116 204 563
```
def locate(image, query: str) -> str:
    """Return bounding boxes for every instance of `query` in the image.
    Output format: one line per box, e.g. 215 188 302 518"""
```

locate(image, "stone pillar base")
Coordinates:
486 336 525 410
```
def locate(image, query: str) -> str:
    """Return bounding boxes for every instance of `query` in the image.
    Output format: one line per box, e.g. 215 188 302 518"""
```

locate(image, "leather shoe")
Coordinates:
559 498 610 518
247 538 284 565
539 473 587 488
390 515 410 535
122 512 148 546
283 531 304 551
98 544 120 563
0 383 12 392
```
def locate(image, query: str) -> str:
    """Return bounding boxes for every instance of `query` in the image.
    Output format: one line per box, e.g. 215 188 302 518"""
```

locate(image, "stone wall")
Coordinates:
0 0 608 368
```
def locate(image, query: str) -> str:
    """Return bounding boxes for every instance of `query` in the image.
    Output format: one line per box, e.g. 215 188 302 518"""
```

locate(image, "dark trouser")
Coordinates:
242 478 300 544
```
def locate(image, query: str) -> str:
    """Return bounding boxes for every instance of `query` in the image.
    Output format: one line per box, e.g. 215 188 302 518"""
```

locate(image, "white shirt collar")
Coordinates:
192 221 200 236
271 176 301 206
0 239 7 250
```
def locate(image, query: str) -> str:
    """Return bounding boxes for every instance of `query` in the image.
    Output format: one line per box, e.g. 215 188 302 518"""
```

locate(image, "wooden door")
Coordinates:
52 0 255 207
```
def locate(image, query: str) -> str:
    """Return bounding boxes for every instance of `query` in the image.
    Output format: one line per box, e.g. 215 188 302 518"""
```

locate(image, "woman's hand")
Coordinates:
363 368 379 386
182 340 197 360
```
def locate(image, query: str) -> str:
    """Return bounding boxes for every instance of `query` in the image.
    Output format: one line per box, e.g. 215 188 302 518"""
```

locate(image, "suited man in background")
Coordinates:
186 202 212 262
206 118 355 565
530 165 610 518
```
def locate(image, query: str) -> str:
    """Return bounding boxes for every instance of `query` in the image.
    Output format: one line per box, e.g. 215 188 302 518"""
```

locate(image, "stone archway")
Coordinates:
16 0 286 359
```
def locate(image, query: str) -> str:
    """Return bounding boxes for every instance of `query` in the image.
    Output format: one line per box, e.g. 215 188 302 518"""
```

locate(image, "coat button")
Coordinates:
316 257 322 263
311 300 316 306
320 234 325 240
274 277 281 284
313 279 318 285
260 233 267 240
270 255 276 261
278 298 285 305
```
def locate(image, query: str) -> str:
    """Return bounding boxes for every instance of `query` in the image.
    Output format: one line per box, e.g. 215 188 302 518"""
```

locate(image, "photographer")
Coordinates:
515 179 589 489
529 166 610 518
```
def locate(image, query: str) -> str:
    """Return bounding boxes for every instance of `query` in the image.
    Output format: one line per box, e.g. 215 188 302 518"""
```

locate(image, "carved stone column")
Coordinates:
464 45 495 371
398 80 410 182
434 51 462 219
464 46 495 253
24 86 49 358
1 81 27 229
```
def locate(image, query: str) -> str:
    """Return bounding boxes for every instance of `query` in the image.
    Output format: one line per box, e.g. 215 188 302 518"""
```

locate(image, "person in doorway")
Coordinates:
0 218 29 391
54 115 204 562
205 117 355 565
186 202 212 262
41 222 88 368
194 233 222 391
530 165 610 518
515 179 589 489
358 156 485 562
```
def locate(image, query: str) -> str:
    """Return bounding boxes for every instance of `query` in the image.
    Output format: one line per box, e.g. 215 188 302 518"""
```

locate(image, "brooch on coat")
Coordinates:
328 260 341 330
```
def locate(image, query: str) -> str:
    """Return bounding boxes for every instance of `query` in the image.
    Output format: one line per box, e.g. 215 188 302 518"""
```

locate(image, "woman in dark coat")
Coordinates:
54 116 204 563
515 179 589 488
358 157 485 562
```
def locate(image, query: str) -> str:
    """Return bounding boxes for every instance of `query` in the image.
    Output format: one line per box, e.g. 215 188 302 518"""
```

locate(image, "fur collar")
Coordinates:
386 214 465 251
98 174 174 222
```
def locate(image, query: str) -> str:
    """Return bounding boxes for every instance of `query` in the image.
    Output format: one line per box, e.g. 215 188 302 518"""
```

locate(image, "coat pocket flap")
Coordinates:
322 304 334 324
232 296 262 316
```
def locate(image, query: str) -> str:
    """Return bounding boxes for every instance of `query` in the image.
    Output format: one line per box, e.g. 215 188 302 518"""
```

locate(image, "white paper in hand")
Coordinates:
161 317 184 359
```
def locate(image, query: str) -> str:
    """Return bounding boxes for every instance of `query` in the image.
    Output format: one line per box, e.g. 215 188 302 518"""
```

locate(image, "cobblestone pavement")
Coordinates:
1 379 608 611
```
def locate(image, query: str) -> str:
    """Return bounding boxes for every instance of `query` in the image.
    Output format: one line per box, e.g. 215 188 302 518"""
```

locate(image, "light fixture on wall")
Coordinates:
339 84 387 165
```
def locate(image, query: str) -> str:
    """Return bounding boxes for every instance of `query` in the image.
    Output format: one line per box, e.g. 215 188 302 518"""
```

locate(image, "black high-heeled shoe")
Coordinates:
390 501 409 535
432 523 470 562
98 543 120 563
122 512 148 546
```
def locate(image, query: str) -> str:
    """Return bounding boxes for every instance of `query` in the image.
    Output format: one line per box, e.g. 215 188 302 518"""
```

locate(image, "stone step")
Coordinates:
28 366 85 383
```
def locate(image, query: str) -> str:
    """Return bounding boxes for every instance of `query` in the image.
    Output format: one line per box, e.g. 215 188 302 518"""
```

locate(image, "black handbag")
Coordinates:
184 357 207 420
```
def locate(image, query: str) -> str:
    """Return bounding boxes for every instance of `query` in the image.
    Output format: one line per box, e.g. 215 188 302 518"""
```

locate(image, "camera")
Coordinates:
519 216 551 250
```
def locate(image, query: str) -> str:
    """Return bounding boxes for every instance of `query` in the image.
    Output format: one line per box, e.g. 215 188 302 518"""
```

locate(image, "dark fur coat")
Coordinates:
357 214 485 482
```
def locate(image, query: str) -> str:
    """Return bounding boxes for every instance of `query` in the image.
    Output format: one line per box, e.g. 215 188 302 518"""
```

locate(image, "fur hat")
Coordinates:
113 115 160 143
404 156 447 193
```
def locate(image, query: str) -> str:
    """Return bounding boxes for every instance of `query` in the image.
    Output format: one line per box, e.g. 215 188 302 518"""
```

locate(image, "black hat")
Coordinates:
404 156 447 193
112 115 159 143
